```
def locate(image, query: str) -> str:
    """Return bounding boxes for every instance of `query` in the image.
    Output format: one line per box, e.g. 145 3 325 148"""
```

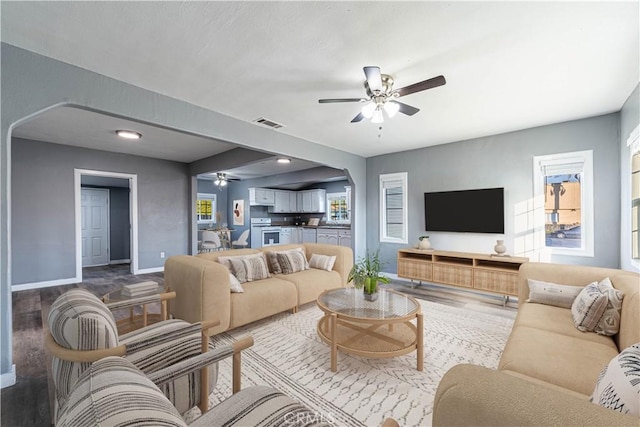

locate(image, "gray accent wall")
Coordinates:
367 113 622 274
12 138 189 284
620 83 640 272
1 43 366 382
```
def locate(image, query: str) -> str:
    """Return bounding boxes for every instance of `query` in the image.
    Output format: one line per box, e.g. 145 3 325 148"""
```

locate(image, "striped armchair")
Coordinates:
57 356 330 427
45 288 221 420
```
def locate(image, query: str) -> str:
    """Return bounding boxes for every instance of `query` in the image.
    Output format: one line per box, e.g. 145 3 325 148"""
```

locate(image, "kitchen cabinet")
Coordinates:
280 227 294 245
268 190 297 213
297 189 326 213
249 188 275 206
316 229 339 245
302 228 316 243
338 230 351 248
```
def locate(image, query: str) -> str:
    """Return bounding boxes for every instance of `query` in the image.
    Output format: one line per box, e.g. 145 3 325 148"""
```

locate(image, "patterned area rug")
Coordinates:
185 299 514 426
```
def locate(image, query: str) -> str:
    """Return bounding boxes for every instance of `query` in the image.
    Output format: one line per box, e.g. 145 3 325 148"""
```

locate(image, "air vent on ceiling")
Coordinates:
253 117 285 129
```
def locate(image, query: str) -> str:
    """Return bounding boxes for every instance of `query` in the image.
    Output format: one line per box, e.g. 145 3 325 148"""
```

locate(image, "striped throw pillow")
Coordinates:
267 247 308 274
276 249 309 274
571 282 608 332
229 254 270 283
309 254 336 271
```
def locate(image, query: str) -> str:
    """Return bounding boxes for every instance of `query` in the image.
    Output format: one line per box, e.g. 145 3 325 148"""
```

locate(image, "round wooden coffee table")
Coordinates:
316 287 423 372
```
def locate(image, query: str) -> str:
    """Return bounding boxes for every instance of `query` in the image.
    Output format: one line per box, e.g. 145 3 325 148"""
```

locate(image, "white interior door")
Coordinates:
81 188 109 267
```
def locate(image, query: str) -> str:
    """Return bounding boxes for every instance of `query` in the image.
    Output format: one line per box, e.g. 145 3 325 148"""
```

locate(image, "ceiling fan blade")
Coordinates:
351 112 365 123
396 101 420 116
396 75 446 97
318 98 364 103
363 66 382 93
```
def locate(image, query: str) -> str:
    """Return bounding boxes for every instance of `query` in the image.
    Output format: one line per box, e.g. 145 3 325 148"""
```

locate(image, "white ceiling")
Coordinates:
2 1 638 159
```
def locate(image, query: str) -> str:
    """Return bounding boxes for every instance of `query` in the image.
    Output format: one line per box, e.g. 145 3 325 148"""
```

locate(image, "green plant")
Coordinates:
348 250 391 294
418 235 430 240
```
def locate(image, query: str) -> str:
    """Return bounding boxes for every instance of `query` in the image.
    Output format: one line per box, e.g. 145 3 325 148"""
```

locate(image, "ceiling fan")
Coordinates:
213 172 239 190
319 66 446 124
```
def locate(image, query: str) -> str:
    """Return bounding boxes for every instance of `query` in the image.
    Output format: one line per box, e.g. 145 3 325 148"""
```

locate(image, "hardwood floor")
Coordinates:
1 266 515 427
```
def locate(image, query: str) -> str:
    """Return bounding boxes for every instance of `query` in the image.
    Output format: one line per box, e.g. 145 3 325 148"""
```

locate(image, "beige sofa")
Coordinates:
165 243 353 336
433 262 640 426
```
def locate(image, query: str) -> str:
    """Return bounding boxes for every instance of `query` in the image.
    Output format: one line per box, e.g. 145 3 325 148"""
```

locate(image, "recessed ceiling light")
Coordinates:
277 158 291 164
116 130 142 140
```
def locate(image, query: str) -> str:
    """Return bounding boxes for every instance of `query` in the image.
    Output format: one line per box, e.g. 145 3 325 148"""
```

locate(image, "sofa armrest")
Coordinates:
433 364 637 426
303 243 354 287
164 255 231 335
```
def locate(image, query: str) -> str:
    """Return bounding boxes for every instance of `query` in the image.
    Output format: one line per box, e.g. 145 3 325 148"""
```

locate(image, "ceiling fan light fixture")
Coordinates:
361 102 376 119
371 108 384 124
277 158 291 164
115 130 142 140
383 101 400 118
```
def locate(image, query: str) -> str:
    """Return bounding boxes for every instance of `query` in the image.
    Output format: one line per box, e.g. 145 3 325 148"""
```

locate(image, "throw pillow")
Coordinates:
571 282 608 332
267 247 308 274
276 249 309 274
228 254 270 284
526 279 583 308
594 277 624 336
229 273 244 293
590 343 640 417
309 253 336 271
218 253 264 270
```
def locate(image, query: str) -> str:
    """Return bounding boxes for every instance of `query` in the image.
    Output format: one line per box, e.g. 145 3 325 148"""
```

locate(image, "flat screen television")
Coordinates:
424 188 504 234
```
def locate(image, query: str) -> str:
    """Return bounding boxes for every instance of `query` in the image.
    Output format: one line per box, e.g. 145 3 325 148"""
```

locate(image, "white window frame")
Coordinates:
628 124 640 269
533 150 594 257
379 172 408 244
196 192 217 224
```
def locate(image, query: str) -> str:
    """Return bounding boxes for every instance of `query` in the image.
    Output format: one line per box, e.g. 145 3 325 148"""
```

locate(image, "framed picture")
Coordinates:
233 199 245 226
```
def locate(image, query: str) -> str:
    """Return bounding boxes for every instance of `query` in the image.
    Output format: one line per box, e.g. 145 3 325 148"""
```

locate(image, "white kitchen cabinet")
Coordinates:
249 188 275 206
280 227 294 245
316 229 339 245
338 230 352 248
269 190 297 213
302 228 316 243
297 189 326 213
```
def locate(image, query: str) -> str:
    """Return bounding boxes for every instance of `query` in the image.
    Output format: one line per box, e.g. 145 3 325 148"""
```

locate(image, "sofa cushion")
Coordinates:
275 269 342 306
229 278 297 329
499 325 618 395
229 273 244 293
514 303 621 346
595 278 624 337
590 343 640 417
309 253 337 271
527 279 582 308
276 250 309 274
572 282 608 332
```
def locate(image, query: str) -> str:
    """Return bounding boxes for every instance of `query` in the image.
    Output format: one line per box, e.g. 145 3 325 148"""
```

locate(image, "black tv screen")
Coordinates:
424 188 504 234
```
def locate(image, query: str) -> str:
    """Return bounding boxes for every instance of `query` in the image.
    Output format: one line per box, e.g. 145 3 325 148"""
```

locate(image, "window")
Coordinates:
533 150 593 257
380 172 408 244
196 193 217 224
629 124 640 261
327 187 351 224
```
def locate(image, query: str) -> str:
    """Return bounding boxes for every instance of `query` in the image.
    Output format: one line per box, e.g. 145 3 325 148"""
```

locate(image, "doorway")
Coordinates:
75 169 139 278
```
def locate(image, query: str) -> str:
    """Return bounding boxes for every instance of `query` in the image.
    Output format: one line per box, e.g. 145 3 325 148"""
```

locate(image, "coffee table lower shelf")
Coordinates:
317 312 423 372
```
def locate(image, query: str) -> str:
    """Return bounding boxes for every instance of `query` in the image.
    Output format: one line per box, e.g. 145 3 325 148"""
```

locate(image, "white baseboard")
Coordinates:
12 276 80 292
134 266 164 274
110 259 131 265
1 365 16 389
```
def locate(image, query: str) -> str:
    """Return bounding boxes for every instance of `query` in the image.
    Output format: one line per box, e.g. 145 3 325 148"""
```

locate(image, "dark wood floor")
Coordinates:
1 264 164 427
1 266 515 427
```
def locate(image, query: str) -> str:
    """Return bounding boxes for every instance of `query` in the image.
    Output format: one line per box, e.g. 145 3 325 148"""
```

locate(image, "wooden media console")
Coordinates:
397 248 529 300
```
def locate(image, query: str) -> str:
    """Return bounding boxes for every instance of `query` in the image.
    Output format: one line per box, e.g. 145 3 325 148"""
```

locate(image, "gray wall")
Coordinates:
1 43 366 381
367 113 622 274
620 83 640 272
109 187 131 261
11 138 189 284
